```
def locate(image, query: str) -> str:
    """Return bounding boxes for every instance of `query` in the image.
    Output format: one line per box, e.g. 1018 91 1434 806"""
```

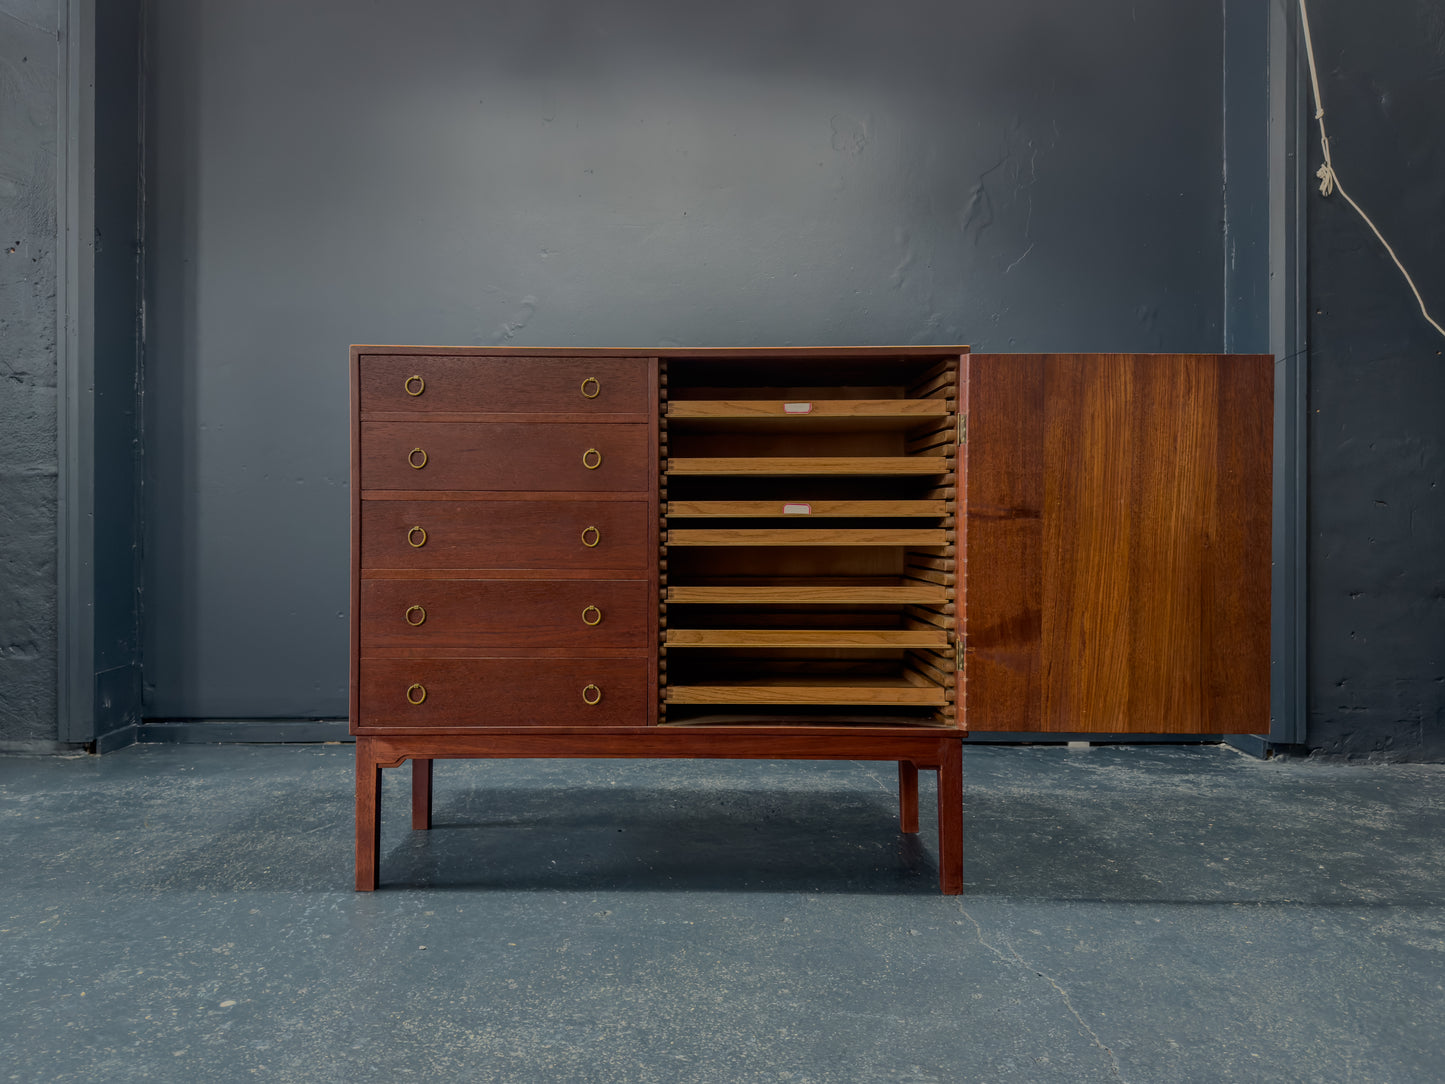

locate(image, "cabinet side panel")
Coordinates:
648 357 661 726
963 355 1045 732
350 349 363 734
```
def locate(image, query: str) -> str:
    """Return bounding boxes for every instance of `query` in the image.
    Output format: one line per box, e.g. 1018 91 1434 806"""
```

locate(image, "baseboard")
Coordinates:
964 733 1229 744
134 720 354 744
1223 733 1289 759
93 725 138 754
0 739 90 757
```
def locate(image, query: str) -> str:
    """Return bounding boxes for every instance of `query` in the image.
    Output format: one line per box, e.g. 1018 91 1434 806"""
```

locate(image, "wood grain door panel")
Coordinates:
360 499 651 570
361 421 651 492
359 354 650 415
361 579 650 651
964 353 1273 734
357 658 649 728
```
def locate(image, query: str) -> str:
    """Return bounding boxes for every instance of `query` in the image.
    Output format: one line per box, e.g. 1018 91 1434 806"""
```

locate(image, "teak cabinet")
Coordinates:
351 347 1273 893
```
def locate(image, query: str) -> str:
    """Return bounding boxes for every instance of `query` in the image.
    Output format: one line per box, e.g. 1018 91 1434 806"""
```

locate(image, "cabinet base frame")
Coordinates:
354 731 964 894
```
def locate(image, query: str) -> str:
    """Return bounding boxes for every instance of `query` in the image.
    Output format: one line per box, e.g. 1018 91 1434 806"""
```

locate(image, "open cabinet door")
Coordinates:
963 354 1272 734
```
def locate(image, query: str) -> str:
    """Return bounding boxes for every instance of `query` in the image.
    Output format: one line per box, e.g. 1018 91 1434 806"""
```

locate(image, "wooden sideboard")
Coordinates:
351 346 1273 893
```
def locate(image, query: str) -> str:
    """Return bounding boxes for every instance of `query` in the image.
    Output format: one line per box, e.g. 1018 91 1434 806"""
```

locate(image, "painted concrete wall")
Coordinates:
142 0 1232 720
1304 0 1445 759
91 0 144 737
0 1 60 745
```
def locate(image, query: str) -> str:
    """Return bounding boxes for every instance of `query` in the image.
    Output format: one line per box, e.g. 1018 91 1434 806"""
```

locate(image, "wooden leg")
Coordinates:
355 740 382 892
936 741 964 895
411 758 433 830
898 760 919 833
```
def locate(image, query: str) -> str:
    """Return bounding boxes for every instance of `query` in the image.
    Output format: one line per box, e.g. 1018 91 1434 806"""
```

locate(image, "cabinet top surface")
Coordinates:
351 345 971 359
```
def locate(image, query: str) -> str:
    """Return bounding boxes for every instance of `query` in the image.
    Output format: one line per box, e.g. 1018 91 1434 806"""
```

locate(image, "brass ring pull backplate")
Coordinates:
582 683 602 706
408 525 427 548
581 605 602 626
405 374 425 396
580 376 601 399
580 525 601 548
581 447 602 470
406 683 427 705
409 447 428 469
405 605 426 626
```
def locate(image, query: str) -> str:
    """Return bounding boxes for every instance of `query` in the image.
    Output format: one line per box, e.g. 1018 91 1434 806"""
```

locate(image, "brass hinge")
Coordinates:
955 638 965 673
957 413 967 444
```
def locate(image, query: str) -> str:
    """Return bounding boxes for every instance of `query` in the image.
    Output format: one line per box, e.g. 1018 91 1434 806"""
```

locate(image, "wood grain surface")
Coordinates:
359 354 650 414
665 676 947 705
358 658 649 728
666 499 948 518
361 421 651 492
666 628 948 648
666 456 950 475
360 498 651 570
667 399 948 419
360 578 651 651
666 585 947 604
667 528 948 547
964 353 1272 733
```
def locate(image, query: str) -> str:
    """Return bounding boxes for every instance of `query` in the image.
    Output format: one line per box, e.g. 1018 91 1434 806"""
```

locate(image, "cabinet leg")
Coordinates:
355 740 382 892
411 758 433 831
898 760 919 833
936 741 963 895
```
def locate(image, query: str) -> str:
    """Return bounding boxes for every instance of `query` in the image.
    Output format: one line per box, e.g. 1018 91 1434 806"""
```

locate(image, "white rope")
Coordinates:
1297 0 1445 340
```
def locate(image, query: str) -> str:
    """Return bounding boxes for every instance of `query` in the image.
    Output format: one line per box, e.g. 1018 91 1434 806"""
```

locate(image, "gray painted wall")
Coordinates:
1304 0 1445 759
143 0 1234 720
0 0 60 745
1 0 142 749
90 0 144 738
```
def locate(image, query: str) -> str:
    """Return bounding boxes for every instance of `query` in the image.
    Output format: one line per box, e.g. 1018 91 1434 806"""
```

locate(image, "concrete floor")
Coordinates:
2 743 1443 1083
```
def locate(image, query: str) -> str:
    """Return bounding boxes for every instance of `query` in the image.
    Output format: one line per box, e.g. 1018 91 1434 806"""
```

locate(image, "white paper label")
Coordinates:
782 503 812 515
783 402 814 414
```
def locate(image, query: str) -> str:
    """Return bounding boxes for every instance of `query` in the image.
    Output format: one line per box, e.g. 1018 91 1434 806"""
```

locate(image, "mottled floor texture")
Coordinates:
2 743 1444 1083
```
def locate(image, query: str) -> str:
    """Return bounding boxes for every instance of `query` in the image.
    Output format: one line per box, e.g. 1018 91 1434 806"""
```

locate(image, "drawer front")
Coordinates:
360 499 650 570
359 355 650 415
361 421 650 492
361 579 650 651
358 658 648 728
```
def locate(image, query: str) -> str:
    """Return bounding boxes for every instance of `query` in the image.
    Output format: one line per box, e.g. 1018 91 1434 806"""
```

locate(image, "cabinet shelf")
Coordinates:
666 528 949 547
666 457 951 476
666 499 947 518
667 584 947 604
666 400 949 432
665 628 949 648
665 674 947 706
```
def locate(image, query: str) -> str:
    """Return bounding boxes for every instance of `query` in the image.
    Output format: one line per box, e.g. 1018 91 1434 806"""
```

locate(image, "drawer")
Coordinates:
359 355 650 415
361 499 650 570
361 421 650 492
361 578 650 651
357 658 648 728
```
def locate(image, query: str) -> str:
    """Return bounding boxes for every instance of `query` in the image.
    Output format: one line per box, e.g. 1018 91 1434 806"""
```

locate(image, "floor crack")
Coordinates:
858 763 895 798
959 904 1126 1081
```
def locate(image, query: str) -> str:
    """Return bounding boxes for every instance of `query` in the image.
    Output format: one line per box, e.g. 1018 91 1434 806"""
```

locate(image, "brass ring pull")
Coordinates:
406 683 427 705
582 683 602 706
407 525 427 548
581 447 602 470
405 374 425 396
580 376 601 399
409 447 428 469
580 525 601 548
405 605 426 626
581 605 602 627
